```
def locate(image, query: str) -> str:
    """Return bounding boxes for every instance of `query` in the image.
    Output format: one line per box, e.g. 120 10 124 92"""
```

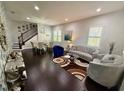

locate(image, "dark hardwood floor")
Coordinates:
22 49 111 91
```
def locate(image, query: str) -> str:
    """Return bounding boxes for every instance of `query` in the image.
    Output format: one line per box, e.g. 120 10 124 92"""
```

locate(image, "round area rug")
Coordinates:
74 59 89 68
53 57 70 67
67 69 86 80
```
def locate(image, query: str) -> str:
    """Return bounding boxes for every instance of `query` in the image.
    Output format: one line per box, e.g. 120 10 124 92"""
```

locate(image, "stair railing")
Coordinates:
18 26 38 49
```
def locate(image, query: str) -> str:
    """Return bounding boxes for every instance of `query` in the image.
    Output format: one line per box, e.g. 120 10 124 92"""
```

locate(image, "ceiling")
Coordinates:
4 1 124 26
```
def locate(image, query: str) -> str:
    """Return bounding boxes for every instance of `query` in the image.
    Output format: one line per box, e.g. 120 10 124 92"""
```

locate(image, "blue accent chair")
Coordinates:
53 45 64 58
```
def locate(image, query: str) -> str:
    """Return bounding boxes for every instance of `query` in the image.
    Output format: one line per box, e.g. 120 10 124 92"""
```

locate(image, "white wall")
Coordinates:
53 10 124 55
38 24 52 43
7 20 34 43
22 35 38 49
8 22 52 45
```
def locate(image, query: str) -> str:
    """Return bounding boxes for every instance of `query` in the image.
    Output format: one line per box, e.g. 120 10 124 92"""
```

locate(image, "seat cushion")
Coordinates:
69 50 93 62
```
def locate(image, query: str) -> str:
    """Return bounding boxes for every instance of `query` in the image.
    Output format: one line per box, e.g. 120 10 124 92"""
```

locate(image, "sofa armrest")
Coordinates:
96 54 105 59
92 49 104 59
93 49 99 54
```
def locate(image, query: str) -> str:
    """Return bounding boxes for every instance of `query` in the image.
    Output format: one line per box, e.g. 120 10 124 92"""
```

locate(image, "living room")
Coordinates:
0 0 124 91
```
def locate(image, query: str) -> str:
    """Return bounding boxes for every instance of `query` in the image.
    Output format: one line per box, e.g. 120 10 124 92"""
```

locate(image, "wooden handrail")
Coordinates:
18 27 38 49
18 28 36 38
21 28 36 34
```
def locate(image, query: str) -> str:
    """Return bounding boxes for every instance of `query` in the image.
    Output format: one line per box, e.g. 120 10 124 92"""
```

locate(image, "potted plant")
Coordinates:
108 42 115 60
109 42 115 54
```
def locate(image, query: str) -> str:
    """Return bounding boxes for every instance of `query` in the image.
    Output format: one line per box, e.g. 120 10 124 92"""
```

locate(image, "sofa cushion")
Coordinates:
70 50 93 62
84 46 96 54
101 54 124 65
71 46 77 51
70 45 96 55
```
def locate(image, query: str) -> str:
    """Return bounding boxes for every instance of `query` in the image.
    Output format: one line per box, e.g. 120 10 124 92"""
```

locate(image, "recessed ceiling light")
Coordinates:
65 18 69 21
26 17 30 20
96 8 101 12
34 5 39 11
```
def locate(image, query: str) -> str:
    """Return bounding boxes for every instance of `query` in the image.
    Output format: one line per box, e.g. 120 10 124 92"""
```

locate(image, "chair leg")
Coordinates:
32 48 37 55
39 49 42 55
37 49 40 55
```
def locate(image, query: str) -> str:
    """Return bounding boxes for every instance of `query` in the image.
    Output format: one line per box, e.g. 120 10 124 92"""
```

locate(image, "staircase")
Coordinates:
12 42 20 49
12 26 38 49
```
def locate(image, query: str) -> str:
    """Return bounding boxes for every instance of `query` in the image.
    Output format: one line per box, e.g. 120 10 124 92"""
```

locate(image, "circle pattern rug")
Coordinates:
74 59 89 68
53 57 70 67
67 69 86 80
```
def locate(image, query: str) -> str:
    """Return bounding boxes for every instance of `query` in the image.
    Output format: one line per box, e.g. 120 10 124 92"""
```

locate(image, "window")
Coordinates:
53 30 62 42
88 27 103 47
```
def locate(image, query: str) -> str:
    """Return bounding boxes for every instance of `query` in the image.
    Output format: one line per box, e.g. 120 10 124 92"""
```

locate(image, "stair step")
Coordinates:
13 45 19 46
13 42 20 49
13 44 19 46
12 47 20 49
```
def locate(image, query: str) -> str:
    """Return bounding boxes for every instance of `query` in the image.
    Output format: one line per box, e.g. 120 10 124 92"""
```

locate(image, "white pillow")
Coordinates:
101 54 115 63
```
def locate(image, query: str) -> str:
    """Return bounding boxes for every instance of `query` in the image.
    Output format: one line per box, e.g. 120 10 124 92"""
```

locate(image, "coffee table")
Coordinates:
63 54 89 68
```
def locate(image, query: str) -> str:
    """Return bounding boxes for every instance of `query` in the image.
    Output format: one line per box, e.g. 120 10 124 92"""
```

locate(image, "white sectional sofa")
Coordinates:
68 45 99 62
88 54 124 89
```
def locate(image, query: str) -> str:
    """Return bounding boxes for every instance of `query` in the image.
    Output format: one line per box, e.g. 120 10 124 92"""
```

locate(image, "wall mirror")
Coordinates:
0 16 7 51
